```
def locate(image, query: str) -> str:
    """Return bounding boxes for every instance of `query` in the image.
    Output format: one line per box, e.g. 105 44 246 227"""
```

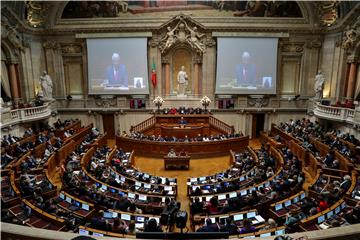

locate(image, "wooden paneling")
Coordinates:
116 136 249 158
102 114 115 138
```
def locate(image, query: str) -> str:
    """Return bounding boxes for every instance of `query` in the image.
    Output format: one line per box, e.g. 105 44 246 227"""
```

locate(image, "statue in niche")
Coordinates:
314 70 325 100
177 66 188 96
39 71 53 100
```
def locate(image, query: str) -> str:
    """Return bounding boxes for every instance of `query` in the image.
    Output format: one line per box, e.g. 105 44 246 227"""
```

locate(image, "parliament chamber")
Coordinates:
1 1 360 240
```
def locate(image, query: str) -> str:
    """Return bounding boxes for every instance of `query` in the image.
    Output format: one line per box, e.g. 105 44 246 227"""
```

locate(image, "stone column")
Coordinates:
193 63 199 95
343 63 351 98
8 63 21 101
163 61 170 96
202 36 216 101
346 62 358 99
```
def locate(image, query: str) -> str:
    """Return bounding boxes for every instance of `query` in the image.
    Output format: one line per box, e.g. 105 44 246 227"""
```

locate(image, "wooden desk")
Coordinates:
159 124 207 138
164 156 190 170
116 136 249 158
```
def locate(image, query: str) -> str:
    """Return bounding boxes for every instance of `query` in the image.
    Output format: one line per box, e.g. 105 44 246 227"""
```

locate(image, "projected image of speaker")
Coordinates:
134 77 144 88
87 38 149 95
215 37 278 95
262 77 272 88
175 211 188 229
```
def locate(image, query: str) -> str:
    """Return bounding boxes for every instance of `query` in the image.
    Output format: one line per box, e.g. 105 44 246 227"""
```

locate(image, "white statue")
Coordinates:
314 70 325 100
184 22 205 53
161 22 180 53
177 66 188 96
40 70 53 100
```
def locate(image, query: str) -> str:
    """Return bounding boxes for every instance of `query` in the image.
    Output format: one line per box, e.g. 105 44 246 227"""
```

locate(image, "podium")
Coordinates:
164 155 190 170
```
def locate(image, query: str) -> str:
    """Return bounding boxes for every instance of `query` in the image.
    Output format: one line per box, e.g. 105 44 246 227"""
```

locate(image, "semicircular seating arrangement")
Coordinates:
1 118 360 239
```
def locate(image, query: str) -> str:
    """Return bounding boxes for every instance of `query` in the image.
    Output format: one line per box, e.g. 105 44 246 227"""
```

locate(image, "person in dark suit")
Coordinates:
197 218 220 232
235 51 256 86
179 117 187 125
191 197 204 215
144 218 162 232
220 218 239 235
106 53 128 87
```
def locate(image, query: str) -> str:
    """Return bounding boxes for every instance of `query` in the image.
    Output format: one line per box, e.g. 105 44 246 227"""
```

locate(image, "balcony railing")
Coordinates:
1 102 52 128
313 101 358 125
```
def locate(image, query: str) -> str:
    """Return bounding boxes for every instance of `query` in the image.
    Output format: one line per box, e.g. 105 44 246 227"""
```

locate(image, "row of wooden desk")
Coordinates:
116 136 249 158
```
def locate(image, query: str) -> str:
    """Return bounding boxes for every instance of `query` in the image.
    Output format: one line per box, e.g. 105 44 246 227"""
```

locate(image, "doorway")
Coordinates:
252 113 265 138
102 114 115 139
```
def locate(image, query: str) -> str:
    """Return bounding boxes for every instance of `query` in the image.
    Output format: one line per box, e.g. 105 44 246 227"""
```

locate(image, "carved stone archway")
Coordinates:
157 14 207 97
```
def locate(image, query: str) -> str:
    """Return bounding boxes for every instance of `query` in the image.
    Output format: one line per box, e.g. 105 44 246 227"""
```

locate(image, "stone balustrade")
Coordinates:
313 101 359 126
1 102 52 128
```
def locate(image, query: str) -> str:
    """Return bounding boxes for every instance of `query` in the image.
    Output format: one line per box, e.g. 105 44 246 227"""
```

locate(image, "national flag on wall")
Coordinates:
151 61 157 88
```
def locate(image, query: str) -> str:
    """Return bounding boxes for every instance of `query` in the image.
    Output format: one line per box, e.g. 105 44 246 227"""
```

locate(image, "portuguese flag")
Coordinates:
151 61 157 88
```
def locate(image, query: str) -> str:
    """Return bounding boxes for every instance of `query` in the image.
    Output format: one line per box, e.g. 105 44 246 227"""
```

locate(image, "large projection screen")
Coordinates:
87 38 149 95
215 37 278 95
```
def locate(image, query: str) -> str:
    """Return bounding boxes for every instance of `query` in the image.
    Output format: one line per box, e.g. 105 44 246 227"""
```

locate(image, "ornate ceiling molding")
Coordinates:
25 1 51 28
314 1 340 27
3 1 359 36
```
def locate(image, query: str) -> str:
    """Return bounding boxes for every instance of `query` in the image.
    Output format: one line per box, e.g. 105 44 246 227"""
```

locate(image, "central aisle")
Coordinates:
133 155 232 229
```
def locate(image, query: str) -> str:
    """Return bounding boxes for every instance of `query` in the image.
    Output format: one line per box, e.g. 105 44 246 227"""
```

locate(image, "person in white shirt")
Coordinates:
167 148 177 158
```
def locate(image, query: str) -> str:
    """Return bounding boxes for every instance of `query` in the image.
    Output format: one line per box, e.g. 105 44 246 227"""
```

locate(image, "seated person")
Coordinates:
178 107 187 114
179 149 187 156
220 218 239 235
90 211 108 231
284 209 300 228
191 197 204 215
240 218 256 234
167 148 177 158
169 108 178 114
178 117 187 125
206 196 219 214
144 218 162 232
197 218 220 232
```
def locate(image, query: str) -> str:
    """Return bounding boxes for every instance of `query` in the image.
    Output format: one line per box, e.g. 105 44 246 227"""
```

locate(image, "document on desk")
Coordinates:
255 215 265 223
319 223 330 229
136 223 144 229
